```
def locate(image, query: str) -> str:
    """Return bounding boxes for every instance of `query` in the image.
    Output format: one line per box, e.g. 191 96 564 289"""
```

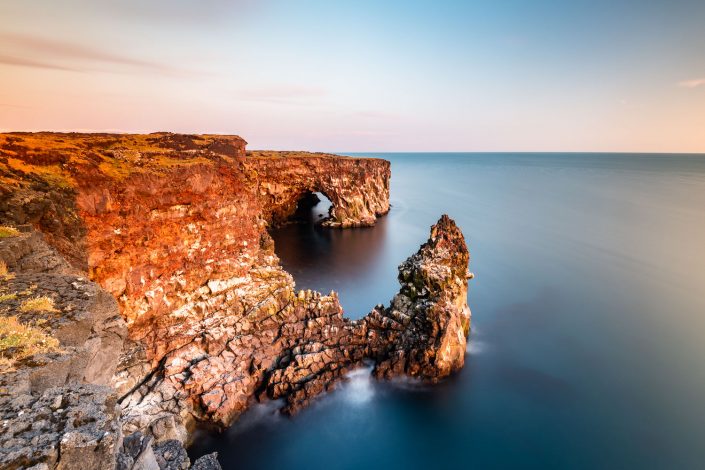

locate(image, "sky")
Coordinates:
0 0 704 152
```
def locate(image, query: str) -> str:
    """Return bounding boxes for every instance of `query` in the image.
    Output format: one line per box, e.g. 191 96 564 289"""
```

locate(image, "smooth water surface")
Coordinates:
190 153 705 469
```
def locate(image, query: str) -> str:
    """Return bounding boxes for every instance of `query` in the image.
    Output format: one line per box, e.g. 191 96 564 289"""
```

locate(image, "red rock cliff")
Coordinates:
0 132 469 448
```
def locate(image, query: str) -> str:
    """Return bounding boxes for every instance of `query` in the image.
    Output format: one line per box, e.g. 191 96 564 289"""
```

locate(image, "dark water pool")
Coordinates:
190 153 705 469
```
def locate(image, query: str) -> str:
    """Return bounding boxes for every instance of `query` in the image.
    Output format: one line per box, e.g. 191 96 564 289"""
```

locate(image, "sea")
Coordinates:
189 153 705 469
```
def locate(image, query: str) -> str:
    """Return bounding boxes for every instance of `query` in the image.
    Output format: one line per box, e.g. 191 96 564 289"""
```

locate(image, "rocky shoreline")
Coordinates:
0 133 471 469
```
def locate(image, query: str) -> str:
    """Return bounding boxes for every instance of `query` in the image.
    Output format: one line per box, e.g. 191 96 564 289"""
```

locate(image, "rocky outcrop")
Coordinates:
0 384 123 470
245 151 390 228
260 215 471 414
0 372 219 470
0 230 126 391
0 133 469 469
365 215 472 380
0 228 216 469
115 215 471 424
0 231 128 469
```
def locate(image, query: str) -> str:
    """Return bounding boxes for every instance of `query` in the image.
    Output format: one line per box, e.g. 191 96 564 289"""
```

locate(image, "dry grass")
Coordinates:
0 261 13 281
0 315 60 369
0 133 251 193
19 296 58 313
0 293 17 302
0 226 20 238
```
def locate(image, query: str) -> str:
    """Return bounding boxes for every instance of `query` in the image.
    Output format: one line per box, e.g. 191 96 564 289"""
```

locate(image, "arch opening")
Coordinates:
290 191 333 225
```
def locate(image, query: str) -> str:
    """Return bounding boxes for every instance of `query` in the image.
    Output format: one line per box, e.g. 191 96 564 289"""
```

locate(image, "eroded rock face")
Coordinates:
245 151 390 228
119 215 470 423
0 384 122 470
0 230 214 469
0 230 127 391
0 133 469 470
365 214 471 380
0 230 130 470
261 215 471 414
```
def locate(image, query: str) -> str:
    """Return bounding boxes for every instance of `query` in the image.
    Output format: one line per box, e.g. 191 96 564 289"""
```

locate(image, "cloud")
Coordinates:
0 54 78 72
237 85 327 105
0 33 189 76
677 78 705 89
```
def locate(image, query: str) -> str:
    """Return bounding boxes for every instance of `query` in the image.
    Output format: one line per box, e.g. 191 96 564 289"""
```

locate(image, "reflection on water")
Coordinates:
190 153 705 469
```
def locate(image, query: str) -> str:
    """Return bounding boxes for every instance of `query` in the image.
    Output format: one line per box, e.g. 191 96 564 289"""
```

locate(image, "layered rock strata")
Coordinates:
0 133 470 469
0 229 220 469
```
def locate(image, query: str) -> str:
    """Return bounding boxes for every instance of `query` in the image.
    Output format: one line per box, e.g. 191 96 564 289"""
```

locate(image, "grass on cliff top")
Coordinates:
0 315 60 371
0 293 17 302
1 133 242 186
4 158 75 189
0 226 20 238
19 296 58 313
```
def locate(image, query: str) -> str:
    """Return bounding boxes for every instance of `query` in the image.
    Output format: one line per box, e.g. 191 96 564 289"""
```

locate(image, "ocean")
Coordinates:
189 153 705 469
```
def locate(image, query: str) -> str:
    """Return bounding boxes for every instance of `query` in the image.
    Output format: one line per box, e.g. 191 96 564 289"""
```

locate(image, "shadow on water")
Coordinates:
270 192 391 318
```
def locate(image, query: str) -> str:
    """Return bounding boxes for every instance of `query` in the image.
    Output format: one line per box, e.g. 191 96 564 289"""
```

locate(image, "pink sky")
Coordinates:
1 0 704 152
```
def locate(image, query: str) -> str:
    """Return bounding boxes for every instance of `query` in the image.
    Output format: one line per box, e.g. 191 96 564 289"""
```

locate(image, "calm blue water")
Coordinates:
190 153 705 469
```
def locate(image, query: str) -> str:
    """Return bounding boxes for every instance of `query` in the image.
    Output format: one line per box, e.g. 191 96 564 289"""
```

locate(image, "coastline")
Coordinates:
0 132 471 469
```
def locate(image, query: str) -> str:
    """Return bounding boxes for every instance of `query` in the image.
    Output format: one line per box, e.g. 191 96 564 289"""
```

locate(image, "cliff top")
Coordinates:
0 132 381 189
246 150 377 160
0 132 247 188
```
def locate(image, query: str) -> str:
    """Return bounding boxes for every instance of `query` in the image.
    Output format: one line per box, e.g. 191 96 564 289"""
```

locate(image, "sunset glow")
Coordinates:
1 0 704 152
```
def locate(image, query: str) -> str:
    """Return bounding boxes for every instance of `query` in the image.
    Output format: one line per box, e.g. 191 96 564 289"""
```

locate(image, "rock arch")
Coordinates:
243 153 391 228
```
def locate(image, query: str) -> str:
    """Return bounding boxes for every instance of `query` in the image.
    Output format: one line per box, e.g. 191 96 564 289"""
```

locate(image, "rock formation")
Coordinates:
0 133 470 469
260 215 471 415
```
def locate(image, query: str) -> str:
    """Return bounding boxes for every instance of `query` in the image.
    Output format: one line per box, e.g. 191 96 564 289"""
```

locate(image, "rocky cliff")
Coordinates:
0 133 470 470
